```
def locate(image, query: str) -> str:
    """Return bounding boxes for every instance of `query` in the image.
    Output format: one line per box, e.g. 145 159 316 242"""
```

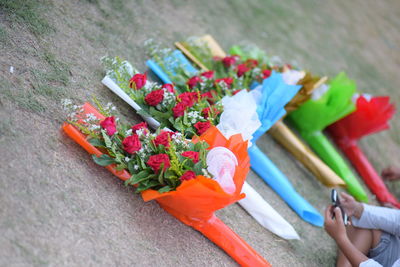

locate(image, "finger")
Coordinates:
324 205 333 222
340 192 353 201
334 207 344 224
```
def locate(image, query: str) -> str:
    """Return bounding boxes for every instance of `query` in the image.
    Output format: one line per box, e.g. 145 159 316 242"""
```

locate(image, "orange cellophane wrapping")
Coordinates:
62 102 270 267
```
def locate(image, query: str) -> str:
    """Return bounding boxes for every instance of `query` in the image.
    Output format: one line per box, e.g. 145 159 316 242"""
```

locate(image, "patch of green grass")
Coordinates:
0 0 54 36
1 88 46 113
0 26 8 45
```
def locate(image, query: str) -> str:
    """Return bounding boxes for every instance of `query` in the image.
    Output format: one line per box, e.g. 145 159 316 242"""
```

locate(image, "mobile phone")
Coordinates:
331 189 348 225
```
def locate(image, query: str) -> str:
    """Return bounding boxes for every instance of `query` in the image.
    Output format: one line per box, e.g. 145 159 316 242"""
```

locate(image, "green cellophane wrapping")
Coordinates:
288 72 369 202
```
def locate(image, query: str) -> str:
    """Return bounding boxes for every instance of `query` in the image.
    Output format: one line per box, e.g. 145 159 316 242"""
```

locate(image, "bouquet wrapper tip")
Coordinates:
248 145 324 227
332 141 400 208
301 131 369 203
269 121 345 187
327 95 399 207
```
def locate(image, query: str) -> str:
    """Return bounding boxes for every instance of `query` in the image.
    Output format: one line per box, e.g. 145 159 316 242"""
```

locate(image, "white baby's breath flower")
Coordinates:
125 157 131 162
125 129 133 136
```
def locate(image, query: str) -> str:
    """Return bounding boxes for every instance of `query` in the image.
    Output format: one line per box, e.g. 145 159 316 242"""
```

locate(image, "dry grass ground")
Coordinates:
1 0 400 266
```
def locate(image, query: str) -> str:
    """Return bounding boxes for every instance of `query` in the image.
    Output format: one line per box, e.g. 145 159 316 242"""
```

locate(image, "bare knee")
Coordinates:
371 229 381 249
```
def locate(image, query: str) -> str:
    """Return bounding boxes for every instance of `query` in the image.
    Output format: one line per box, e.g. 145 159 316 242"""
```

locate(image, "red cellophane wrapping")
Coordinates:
327 95 399 207
62 102 270 267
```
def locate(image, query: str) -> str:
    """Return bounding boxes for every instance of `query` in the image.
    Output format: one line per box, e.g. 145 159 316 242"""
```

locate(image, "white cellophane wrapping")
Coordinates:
216 90 300 239
217 90 261 146
282 69 305 85
239 182 300 239
206 147 238 194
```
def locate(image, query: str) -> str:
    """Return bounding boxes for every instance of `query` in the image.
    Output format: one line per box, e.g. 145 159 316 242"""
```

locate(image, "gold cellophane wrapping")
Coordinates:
269 121 345 187
285 73 327 112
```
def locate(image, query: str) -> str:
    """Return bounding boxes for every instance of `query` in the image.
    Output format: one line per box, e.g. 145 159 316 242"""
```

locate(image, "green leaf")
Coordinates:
194 142 203 152
127 160 137 174
101 129 112 148
115 163 126 171
193 162 203 175
158 185 172 193
136 180 160 192
125 169 152 185
88 138 105 148
157 166 165 185
92 154 116 166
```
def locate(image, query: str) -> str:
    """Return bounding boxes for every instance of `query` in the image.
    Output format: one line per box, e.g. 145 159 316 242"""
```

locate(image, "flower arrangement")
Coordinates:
63 99 211 193
102 56 222 137
61 99 271 266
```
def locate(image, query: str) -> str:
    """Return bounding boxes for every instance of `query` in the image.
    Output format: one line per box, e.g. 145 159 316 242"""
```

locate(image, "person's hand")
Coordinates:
382 166 400 181
324 205 347 242
340 192 363 219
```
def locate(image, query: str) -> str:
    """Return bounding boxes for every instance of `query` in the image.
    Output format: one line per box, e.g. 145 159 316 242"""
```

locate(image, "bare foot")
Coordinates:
381 166 400 181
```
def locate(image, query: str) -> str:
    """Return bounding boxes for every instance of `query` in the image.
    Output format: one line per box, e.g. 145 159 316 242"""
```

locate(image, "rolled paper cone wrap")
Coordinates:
101 76 161 129
146 59 173 84
199 34 227 58
190 215 271 267
175 42 208 71
301 131 368 202
62 105 270 266
239 182 300 239
287 72 370 201
248 145 324 227
269 121 345 187
327 95 398 207
332 140 400 208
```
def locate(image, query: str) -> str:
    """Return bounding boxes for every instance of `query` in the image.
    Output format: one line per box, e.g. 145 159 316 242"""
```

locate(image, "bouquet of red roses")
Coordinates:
62 100 271 266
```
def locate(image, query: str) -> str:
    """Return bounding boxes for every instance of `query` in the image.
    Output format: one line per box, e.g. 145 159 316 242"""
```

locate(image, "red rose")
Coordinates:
285 64 292 69
245 59 259 68
215 77 234 88
129 73 147 90
145 89 164 106
201 90 216 104
202 106 220 119
236 64 250 77
179 170 196 181
213 56 222 61
122 134 141 154
194 121 211 135
262 69 272 79
233 89 242 95
181 151 199 163
200 71 214 79
162 83 175 93
222 56 237 67
147 154 170 173
100 116 117 136
131 122 148 133
153 131 175 147
187 76 203 89
172 102 187 118
178 92 198 107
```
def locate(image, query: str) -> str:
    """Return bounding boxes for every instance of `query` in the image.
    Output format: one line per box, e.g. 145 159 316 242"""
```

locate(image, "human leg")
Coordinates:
336 225 381 267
